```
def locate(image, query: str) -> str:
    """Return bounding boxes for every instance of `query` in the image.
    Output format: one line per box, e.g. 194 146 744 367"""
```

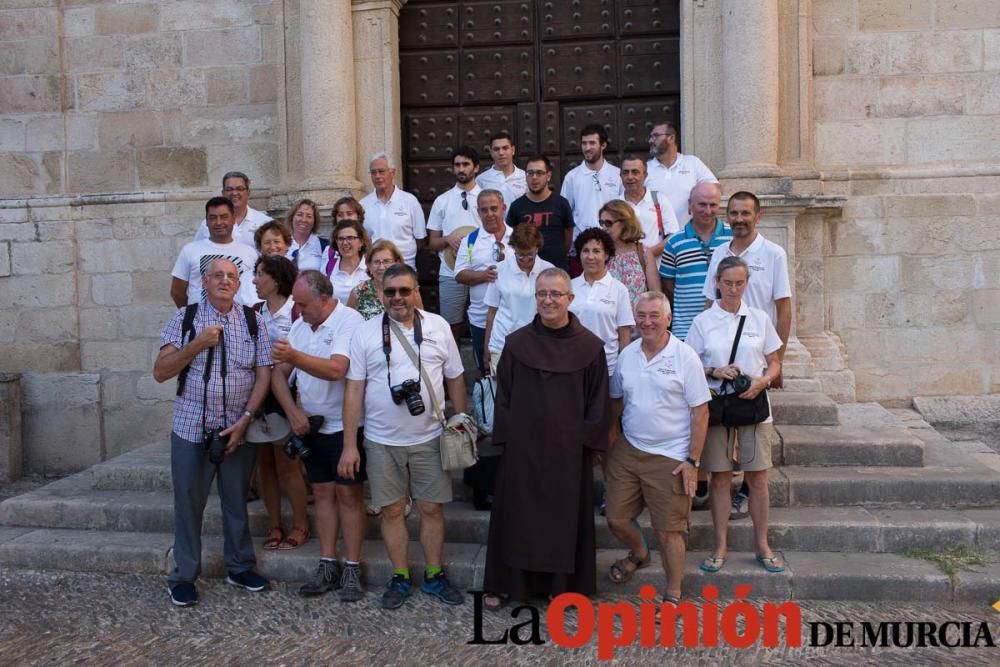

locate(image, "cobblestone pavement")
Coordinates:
0 569 997 665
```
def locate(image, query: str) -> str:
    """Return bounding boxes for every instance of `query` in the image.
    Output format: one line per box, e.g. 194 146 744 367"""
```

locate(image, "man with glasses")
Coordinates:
154 257 274 607
476 131 527 205
171 197 260 308
560 124 622 276
481 268 609 609
427 146 483 341
339 263 469 610
645 122 718 226
360 152 427 270
506 155 574 270
455 189 514 373
193 171 272 249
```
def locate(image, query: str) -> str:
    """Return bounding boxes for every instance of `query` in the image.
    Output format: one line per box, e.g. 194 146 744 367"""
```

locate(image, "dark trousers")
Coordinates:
168 432 258 585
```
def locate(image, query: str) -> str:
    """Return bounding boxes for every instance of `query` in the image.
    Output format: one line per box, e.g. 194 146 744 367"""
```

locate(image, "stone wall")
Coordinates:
811 0 1000 403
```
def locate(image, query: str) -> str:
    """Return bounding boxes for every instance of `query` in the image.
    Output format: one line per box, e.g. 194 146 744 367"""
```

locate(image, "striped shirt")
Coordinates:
658 219 732 341
160 300 273 442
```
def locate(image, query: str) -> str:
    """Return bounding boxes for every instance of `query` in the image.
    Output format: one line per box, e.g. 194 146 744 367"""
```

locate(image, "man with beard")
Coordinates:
427 146 483 341
482 268 609 609
193 171 271 249
645 122 718 227
505 155 574 270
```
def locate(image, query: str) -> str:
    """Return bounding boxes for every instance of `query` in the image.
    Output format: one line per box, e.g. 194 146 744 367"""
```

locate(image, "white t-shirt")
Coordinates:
328 257 368 305
260 296 296 342
623 189 680 248
347 310 465 446
427 184 483 278
644 154 718 226
484 253 554 353
560 160 622 238
702 233 792 326
610 335 711 460
287 304 364 434
685 301 782 424
171 239 260 305
289 234 325 272
569 273 635 375
193 206 271 249
453 224 513 328
360 186 427 269
476 166 527 205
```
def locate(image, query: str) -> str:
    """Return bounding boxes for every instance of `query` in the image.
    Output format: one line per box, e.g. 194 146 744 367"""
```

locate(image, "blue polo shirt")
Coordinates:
658 219 733 340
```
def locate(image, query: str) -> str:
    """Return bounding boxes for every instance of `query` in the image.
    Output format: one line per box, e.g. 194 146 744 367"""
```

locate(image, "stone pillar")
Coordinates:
720 0 780 176
0 374 23 481
352 0 406 187
294 0 364 199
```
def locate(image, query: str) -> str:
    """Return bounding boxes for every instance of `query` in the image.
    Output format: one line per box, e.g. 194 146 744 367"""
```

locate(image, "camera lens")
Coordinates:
405 392 425 416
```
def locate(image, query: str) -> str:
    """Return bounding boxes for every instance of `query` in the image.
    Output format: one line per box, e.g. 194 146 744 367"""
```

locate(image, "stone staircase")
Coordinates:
0 340 998 604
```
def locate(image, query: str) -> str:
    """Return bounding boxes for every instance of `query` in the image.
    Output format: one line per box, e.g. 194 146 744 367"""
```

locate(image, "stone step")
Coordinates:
770 391 838 425
778 378 824 393
0 528 994 603
3 482 999 553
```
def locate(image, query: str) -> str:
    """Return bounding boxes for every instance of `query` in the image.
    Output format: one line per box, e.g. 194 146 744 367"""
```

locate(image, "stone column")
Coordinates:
294 0 364 199
352 0 406 187
720 0 780 176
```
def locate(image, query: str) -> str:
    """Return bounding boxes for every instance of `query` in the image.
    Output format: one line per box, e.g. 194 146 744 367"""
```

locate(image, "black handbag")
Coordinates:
708 315 771 427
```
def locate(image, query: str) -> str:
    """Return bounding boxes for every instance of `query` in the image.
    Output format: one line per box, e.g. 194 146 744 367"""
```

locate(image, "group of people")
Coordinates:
154 119 794 610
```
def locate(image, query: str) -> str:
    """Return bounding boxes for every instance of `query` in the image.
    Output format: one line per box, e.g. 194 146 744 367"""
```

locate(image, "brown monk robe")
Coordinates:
483 312 609 599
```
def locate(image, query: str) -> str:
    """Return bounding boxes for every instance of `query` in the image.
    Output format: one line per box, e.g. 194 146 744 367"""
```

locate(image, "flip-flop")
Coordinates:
262 526 283 550
278 526 310 550
756 554 785 573
699 556 726 573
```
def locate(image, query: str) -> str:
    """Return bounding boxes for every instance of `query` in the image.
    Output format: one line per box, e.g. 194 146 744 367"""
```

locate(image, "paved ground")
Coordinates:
0 569 997 665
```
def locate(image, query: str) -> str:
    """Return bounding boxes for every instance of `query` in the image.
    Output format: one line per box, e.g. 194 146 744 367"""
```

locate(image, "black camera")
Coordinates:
732 373 753 394
284 415 325 460
204 428 229 465
390 379 425 416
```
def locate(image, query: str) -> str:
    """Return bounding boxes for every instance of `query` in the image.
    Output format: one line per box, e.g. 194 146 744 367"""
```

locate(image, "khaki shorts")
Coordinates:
438 275 468 325
363 436 453 508
605 435 691 533
701 422 777 473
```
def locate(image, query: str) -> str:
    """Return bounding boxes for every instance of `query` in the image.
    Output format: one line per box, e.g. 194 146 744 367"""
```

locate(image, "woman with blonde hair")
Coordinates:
599 199 648 304
286 199 327 271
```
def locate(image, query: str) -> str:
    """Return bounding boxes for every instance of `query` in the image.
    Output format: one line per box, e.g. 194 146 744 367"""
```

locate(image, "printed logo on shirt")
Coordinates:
656 360 677 375
322 334 335 346
599 297 615 306
523 212 553 228
394 210 408 216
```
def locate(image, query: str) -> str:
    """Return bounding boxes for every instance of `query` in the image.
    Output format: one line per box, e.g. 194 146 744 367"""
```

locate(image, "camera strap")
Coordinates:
386 314 445 426
719 314 747 395
200 318 229 438
382 312 422 394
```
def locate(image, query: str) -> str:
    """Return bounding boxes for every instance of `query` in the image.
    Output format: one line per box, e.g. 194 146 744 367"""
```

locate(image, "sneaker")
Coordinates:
338 563 366 602
730 491 749 520
227 570 269 592
692 489 710 511
168 582 198 607
381 573 413 609
299 560 342 597
421 570 463 605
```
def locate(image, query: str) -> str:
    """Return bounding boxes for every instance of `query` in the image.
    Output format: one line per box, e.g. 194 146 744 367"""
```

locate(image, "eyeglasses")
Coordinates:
370 258 395 267
514 251 537 260
492 241 505 262
535 290 569 300
598 218 620 228
223 186 248 194
649 132 671 140
207 272 238 282
461 191 468 210
383 287 414 297
525 169 548 177
337 235 360 243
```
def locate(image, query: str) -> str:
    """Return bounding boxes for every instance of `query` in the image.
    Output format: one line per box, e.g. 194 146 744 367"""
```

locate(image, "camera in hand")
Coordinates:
390 379 425 416
284 415 325 460
732 373 753 394
204 428 229 465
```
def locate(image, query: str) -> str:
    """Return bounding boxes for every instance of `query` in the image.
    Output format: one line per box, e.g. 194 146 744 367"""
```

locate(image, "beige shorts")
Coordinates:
605 435 691 533
363 436 453 508
701 422 777 473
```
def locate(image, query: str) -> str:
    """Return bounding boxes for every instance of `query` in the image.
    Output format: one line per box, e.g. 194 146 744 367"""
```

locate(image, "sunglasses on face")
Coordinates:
383 287 414 298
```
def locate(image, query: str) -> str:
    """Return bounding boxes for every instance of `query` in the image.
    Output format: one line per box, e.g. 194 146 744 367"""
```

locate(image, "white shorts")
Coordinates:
438 275 468 325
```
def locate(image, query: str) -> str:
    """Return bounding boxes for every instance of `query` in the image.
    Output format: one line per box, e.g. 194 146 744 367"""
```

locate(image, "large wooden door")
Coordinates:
399 0 681 204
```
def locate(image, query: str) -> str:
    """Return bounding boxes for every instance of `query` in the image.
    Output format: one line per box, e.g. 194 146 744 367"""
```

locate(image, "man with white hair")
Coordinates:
359 152 427 269
605 291 710 604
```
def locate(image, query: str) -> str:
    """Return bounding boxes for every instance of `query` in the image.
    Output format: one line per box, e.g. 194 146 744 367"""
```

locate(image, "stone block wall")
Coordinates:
0 0 283 197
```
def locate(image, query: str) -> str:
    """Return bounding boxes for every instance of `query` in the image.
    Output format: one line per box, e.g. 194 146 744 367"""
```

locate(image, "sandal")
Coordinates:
662 593 681 605
699 556 726 573
278 526 310 550
483 592 509 611
756 554 785 573
609 549 651 584
262 526 283 550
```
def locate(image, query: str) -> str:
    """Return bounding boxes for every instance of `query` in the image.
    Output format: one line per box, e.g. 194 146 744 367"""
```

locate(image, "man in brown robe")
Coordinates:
483 268 609 606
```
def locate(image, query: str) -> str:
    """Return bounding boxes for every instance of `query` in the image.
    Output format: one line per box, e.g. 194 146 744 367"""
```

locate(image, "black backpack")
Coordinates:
175 303 259 396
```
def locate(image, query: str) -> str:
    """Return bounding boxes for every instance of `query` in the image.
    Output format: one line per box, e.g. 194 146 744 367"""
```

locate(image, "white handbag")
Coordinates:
472 376 496 435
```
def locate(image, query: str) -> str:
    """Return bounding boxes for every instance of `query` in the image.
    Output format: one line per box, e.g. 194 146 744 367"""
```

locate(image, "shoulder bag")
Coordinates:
708 315 771 427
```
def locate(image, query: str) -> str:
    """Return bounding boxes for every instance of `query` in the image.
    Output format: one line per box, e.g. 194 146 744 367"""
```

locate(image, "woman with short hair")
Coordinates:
287 199 326 271
347 240 424 320
326 219 371 304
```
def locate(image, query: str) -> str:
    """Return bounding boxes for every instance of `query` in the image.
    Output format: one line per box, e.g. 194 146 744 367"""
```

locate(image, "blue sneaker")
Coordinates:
168 582 198 607
381 573 413 609
421 570 463 605
227 570 269 592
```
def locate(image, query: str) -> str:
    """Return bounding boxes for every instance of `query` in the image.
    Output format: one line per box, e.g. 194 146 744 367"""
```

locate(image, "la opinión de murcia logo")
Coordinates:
468 585 998 659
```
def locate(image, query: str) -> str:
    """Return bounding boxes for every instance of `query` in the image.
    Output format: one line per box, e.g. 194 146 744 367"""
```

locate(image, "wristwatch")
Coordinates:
685 456 700 468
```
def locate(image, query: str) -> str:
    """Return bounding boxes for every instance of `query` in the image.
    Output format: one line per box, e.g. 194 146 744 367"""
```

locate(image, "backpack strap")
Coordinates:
466 228 480 262
176 303 200 397
242 304 259 339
